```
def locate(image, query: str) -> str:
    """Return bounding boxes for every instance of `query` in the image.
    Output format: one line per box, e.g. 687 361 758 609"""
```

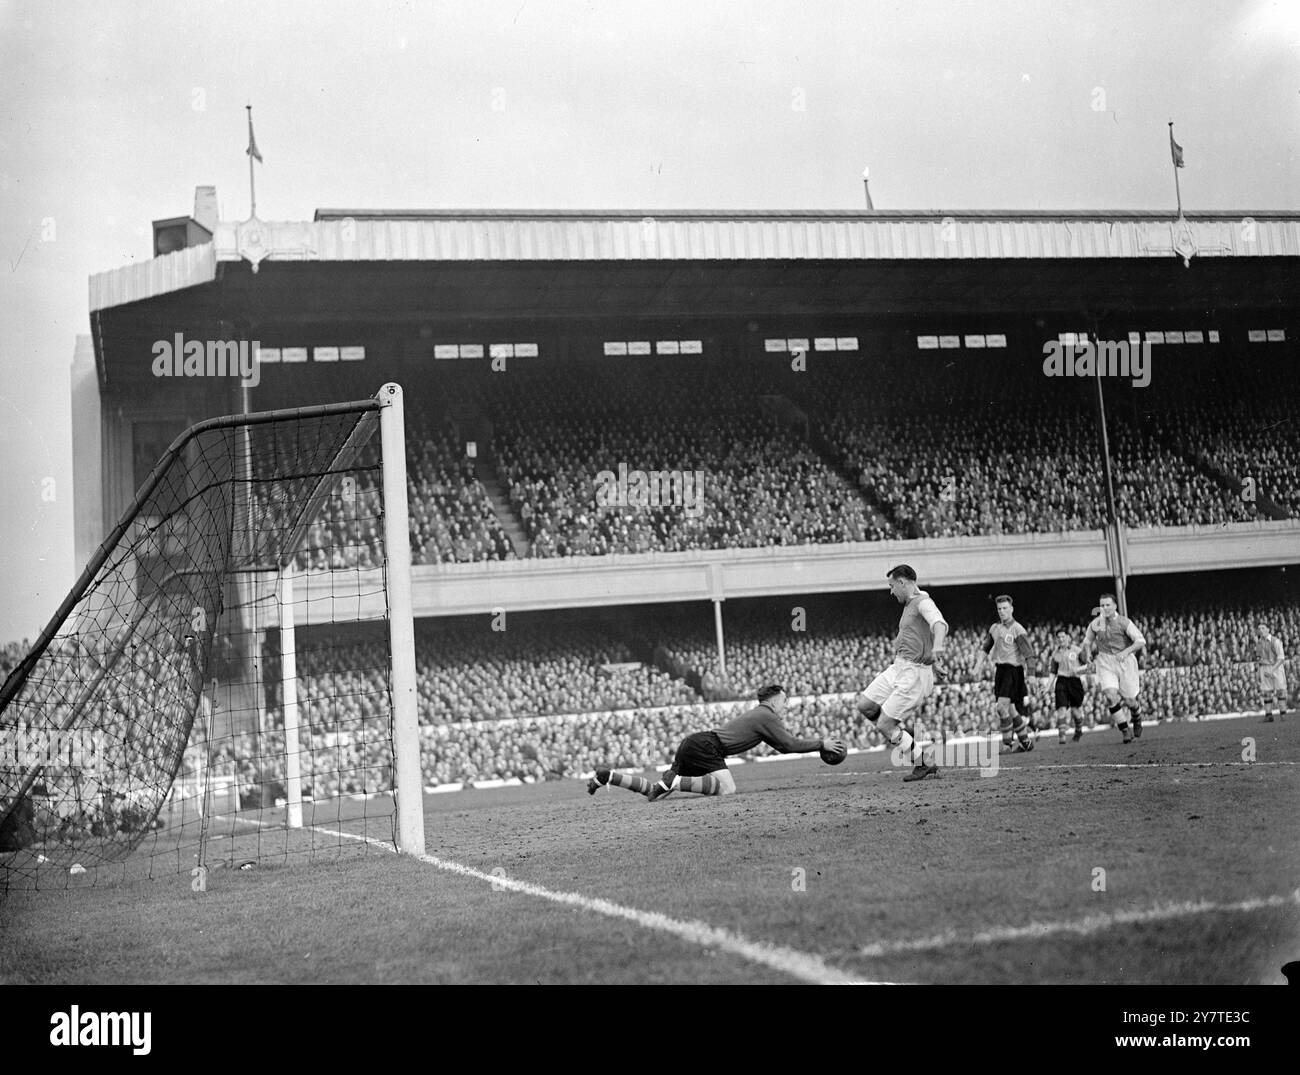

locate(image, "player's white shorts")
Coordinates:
1095 652 1140 698
862 658 935 722
1259 666 1288 694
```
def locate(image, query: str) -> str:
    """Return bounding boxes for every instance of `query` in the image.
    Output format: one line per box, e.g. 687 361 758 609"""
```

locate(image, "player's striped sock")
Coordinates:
1109 702 1127 729
677 774 721 794
607 772 652 795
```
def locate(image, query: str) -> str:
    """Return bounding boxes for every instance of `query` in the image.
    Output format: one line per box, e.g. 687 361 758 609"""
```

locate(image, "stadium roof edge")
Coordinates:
89 210 1300 314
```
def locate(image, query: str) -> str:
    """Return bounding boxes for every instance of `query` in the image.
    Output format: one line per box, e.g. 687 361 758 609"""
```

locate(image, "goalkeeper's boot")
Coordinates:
586 768 611 795
903 762 940 782
1132 713 1143 739
647 770 677 802
1120 724 1133 744
1072 721 1084 742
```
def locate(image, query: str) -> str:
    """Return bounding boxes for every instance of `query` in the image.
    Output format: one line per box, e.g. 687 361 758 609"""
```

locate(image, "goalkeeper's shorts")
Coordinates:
671 731 728 777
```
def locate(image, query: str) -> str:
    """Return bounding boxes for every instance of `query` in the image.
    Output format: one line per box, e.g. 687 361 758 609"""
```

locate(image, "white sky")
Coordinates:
0 0 1297 642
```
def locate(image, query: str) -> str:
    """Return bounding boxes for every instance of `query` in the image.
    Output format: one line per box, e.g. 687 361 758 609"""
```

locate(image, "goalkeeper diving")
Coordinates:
587 684 847 800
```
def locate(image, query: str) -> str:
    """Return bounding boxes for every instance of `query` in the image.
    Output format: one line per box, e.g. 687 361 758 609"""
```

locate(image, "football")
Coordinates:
820 741 848 765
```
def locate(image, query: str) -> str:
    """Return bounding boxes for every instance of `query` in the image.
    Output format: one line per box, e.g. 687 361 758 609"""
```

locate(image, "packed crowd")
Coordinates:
489 366 890 556
242 344 1294 566
809 350 1265 537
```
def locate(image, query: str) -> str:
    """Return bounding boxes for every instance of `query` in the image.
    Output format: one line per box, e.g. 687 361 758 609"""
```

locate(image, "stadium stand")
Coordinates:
257 341 1294 564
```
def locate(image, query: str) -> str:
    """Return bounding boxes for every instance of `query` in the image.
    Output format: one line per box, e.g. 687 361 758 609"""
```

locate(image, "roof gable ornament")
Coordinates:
236 216 270 273
234 218 318 273
1139 215 1230 268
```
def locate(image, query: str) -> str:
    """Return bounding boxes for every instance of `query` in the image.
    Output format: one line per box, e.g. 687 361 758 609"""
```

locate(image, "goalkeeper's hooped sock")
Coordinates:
677 774 721 795
607 772 652 796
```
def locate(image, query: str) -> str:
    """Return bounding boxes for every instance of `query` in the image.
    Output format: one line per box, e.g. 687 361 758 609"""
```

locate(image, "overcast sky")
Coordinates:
0 0 1297 643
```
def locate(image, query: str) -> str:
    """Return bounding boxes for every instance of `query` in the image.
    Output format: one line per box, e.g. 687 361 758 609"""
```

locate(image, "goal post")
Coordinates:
377 384 424 859
0 382 423 892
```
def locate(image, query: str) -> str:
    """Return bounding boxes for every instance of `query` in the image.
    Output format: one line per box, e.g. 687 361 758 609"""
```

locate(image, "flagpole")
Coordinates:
1169 121 1182 217
247 105 257 218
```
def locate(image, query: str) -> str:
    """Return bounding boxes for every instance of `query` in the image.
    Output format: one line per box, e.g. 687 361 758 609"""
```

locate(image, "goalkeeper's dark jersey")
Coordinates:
715 703 821 755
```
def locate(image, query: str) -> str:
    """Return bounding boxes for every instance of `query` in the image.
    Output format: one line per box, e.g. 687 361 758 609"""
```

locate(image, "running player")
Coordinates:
1256 623 1288 722
1050 630 1089 742
855 564 948 782
586 684 845 800
980 595 1036 752
1083 594 1146 743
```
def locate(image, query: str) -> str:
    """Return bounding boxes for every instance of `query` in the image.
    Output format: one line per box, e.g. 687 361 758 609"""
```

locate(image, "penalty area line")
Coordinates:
857 889 1300 958
304 821 883 985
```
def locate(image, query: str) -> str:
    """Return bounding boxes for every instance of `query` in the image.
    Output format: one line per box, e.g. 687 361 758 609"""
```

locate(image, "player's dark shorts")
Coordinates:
671 731 728 777
1055 676 1085 709
994 663 1027 701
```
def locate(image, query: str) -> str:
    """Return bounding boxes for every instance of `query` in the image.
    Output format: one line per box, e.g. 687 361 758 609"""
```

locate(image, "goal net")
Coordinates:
0 383 423 893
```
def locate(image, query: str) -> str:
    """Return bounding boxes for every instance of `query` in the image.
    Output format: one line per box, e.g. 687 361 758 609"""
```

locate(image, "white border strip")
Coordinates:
858 889 1300 958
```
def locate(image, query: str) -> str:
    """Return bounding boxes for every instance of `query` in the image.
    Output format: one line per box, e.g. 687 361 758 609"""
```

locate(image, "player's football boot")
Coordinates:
1264 713 1276 722
587 768 611 795
1132 714 1143 739
1072 725 1084 742
1121 726 1133 744
1058 728 1068 744
903 762 940 782
647 770 676 801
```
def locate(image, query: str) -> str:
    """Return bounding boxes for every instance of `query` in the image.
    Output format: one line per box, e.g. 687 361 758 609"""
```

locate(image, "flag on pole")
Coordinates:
246 108 263 163
1169 126 1184 168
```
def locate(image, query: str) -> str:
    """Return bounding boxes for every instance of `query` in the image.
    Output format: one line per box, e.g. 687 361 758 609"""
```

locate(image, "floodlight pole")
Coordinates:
713 598 727 680
379 383 425 857
1089 323 1128 617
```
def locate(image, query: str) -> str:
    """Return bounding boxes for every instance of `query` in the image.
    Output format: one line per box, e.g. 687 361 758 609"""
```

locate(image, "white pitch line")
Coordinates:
858 889 1300 958
293 820 881 985
835 759 1299 777
1024 761 1299 770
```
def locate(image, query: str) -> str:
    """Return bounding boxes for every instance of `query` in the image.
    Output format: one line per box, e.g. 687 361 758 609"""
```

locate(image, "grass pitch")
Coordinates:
3 715 1297 984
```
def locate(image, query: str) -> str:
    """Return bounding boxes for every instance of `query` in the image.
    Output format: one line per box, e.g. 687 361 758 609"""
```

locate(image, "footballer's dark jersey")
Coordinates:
715 703 822 755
